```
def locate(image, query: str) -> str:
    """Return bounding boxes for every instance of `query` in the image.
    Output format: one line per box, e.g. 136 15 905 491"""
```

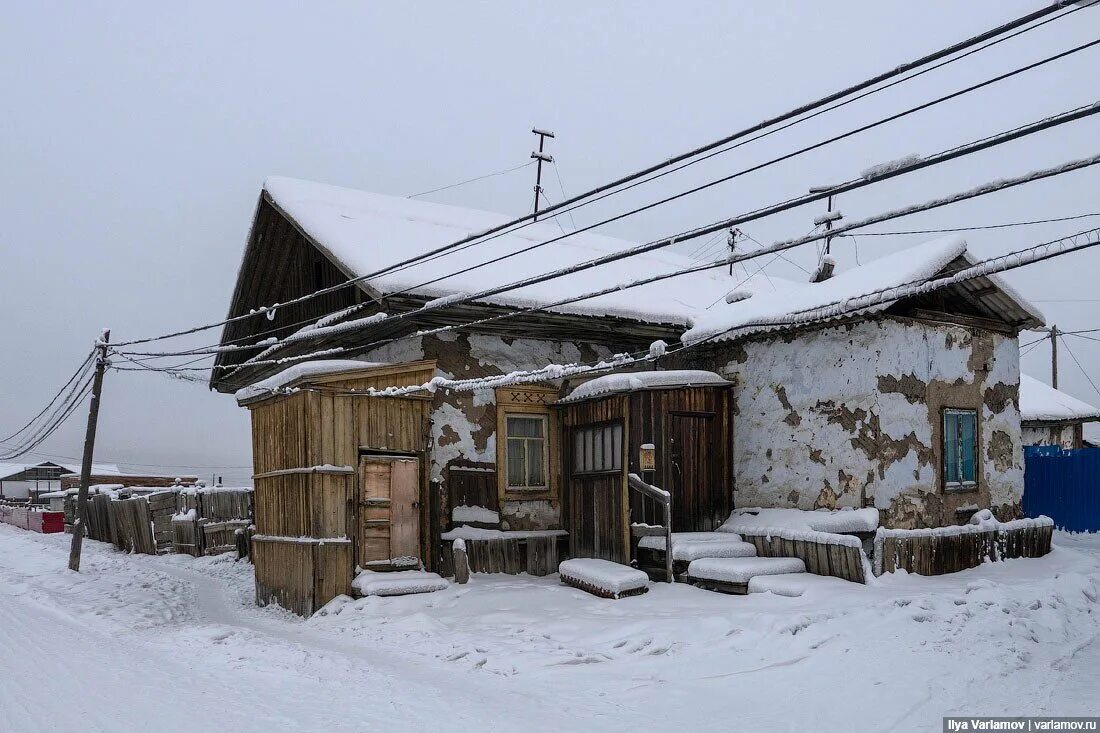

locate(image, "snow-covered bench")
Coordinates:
352 570 449 597
558 559 649 599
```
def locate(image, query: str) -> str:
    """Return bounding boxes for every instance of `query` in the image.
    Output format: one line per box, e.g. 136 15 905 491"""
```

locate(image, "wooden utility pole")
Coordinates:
530 127 555 220
1050 324 1059 389
68 330 110 572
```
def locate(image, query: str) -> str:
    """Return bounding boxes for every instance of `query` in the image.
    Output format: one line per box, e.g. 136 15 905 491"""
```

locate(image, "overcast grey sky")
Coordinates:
2 1 1098 483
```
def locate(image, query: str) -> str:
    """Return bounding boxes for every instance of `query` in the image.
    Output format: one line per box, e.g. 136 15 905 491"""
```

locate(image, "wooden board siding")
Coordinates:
560 385 733 565
446 461 498 516
252 470 353 539
561 395 629 563
253 537 352 617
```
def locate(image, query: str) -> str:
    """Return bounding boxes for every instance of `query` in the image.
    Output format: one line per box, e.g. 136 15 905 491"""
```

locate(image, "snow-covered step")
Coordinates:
747 572 858 597
559 558 649 599
686 556 806 594
638 532 755 561
352 570 449 597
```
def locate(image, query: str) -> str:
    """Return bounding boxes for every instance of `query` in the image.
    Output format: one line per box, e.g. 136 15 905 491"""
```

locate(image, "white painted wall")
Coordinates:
715 317 1023 526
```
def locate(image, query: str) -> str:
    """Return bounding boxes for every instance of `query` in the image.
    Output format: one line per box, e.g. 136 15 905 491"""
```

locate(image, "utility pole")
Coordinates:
809 186 842 255
530 127 555 220
1051 324 1059 390
68 330 110 572
727 227 740 276
1033 325 1060 389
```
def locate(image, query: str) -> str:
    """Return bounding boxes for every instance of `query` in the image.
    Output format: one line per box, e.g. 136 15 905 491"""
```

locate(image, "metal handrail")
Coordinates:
628 473 673 582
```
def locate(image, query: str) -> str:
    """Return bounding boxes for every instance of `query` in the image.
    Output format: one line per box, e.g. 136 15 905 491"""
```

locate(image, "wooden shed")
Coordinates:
557 370 733 564
239 360 436 616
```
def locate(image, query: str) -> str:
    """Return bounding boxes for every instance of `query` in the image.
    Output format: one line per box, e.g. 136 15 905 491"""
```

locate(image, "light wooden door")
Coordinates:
358 456 421 566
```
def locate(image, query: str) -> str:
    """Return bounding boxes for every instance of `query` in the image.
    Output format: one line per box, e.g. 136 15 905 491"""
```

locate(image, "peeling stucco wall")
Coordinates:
708 316 1023 529
361 332 616 531
1022 424 1077 449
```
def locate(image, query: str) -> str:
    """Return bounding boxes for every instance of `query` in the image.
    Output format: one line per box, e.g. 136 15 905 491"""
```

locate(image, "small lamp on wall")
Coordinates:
639 443 656 475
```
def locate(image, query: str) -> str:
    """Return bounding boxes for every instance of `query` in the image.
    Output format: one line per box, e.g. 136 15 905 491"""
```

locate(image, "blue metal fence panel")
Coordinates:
1023 447 1100 532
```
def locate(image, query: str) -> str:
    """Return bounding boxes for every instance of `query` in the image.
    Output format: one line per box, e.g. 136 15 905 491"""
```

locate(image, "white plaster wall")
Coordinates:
1021 424 1075 448
718 318 1024 522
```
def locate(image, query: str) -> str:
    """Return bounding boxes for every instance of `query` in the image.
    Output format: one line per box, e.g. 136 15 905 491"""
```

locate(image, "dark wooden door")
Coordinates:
667 413 719 531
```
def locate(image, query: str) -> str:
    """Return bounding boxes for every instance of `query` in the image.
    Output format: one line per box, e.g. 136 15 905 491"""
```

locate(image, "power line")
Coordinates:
210 102 1100 379
0 351 93 444
126 146 1100 387
0 374 94 460
231 227 1100 401
836 212 1100 237
191 153 1100 388
112 3 1081 349
406 161 533 198
317 45 1100 342
1059 335 1100 400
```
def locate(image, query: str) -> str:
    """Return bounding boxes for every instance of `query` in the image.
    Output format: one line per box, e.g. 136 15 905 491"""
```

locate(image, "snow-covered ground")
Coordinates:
1 525 1098 732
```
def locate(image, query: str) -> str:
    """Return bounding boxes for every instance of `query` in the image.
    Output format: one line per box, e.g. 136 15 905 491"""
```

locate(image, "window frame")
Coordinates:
570 420 624 476
942 407 979 491
504 413 550 492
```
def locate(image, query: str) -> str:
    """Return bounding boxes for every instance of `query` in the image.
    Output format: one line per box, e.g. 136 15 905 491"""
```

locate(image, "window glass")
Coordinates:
571 423 624 474
943 409 977 487
506 414 547 489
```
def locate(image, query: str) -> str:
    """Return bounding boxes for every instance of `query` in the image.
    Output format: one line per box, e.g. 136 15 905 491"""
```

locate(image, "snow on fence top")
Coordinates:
875 515 1053 539
261 176 745 326
1019 373 1100 423
235 359 388 403
560 370 729 402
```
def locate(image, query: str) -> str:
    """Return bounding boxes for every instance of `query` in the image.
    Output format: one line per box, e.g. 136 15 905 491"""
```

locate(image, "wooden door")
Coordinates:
667 413 717 531
358 456 421 566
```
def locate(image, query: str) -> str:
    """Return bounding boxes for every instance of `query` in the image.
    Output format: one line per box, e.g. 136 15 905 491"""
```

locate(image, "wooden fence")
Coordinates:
172 488 254 557
874 517 1054 576
439 536 560 577
736 528 867 584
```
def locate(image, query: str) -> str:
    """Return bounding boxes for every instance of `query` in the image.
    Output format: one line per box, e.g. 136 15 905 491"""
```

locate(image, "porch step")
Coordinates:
685 556 806 595
638 532 756 562
747 572 858 597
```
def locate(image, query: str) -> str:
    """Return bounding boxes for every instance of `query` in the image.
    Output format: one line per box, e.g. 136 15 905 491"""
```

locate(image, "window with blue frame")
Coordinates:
943 408 978 488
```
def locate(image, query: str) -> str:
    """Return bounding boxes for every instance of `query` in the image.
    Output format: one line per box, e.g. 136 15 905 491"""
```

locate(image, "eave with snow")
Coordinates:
1019 373 1100 449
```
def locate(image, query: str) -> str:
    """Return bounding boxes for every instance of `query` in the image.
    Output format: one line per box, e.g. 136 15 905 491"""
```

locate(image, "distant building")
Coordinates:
1019 373 1100 449
0 461 121 501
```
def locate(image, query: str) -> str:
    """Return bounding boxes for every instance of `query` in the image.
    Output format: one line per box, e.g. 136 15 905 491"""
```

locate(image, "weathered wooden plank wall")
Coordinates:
876 521 1054 576
439 536 560 577
560 395 629 563
737 529 867 584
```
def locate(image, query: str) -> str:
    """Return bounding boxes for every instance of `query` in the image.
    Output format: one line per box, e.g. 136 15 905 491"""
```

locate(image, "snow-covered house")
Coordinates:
213 177 1043 610
0 461 121 501
1018 373 1100 449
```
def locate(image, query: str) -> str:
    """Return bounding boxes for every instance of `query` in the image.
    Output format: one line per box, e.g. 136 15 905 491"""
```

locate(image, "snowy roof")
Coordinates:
1019 374 1100 424
1084 422 1100 447
235 359 389 404
682 236 1043 345
560 370 729 403
0 461 121 481
262 176 742 326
